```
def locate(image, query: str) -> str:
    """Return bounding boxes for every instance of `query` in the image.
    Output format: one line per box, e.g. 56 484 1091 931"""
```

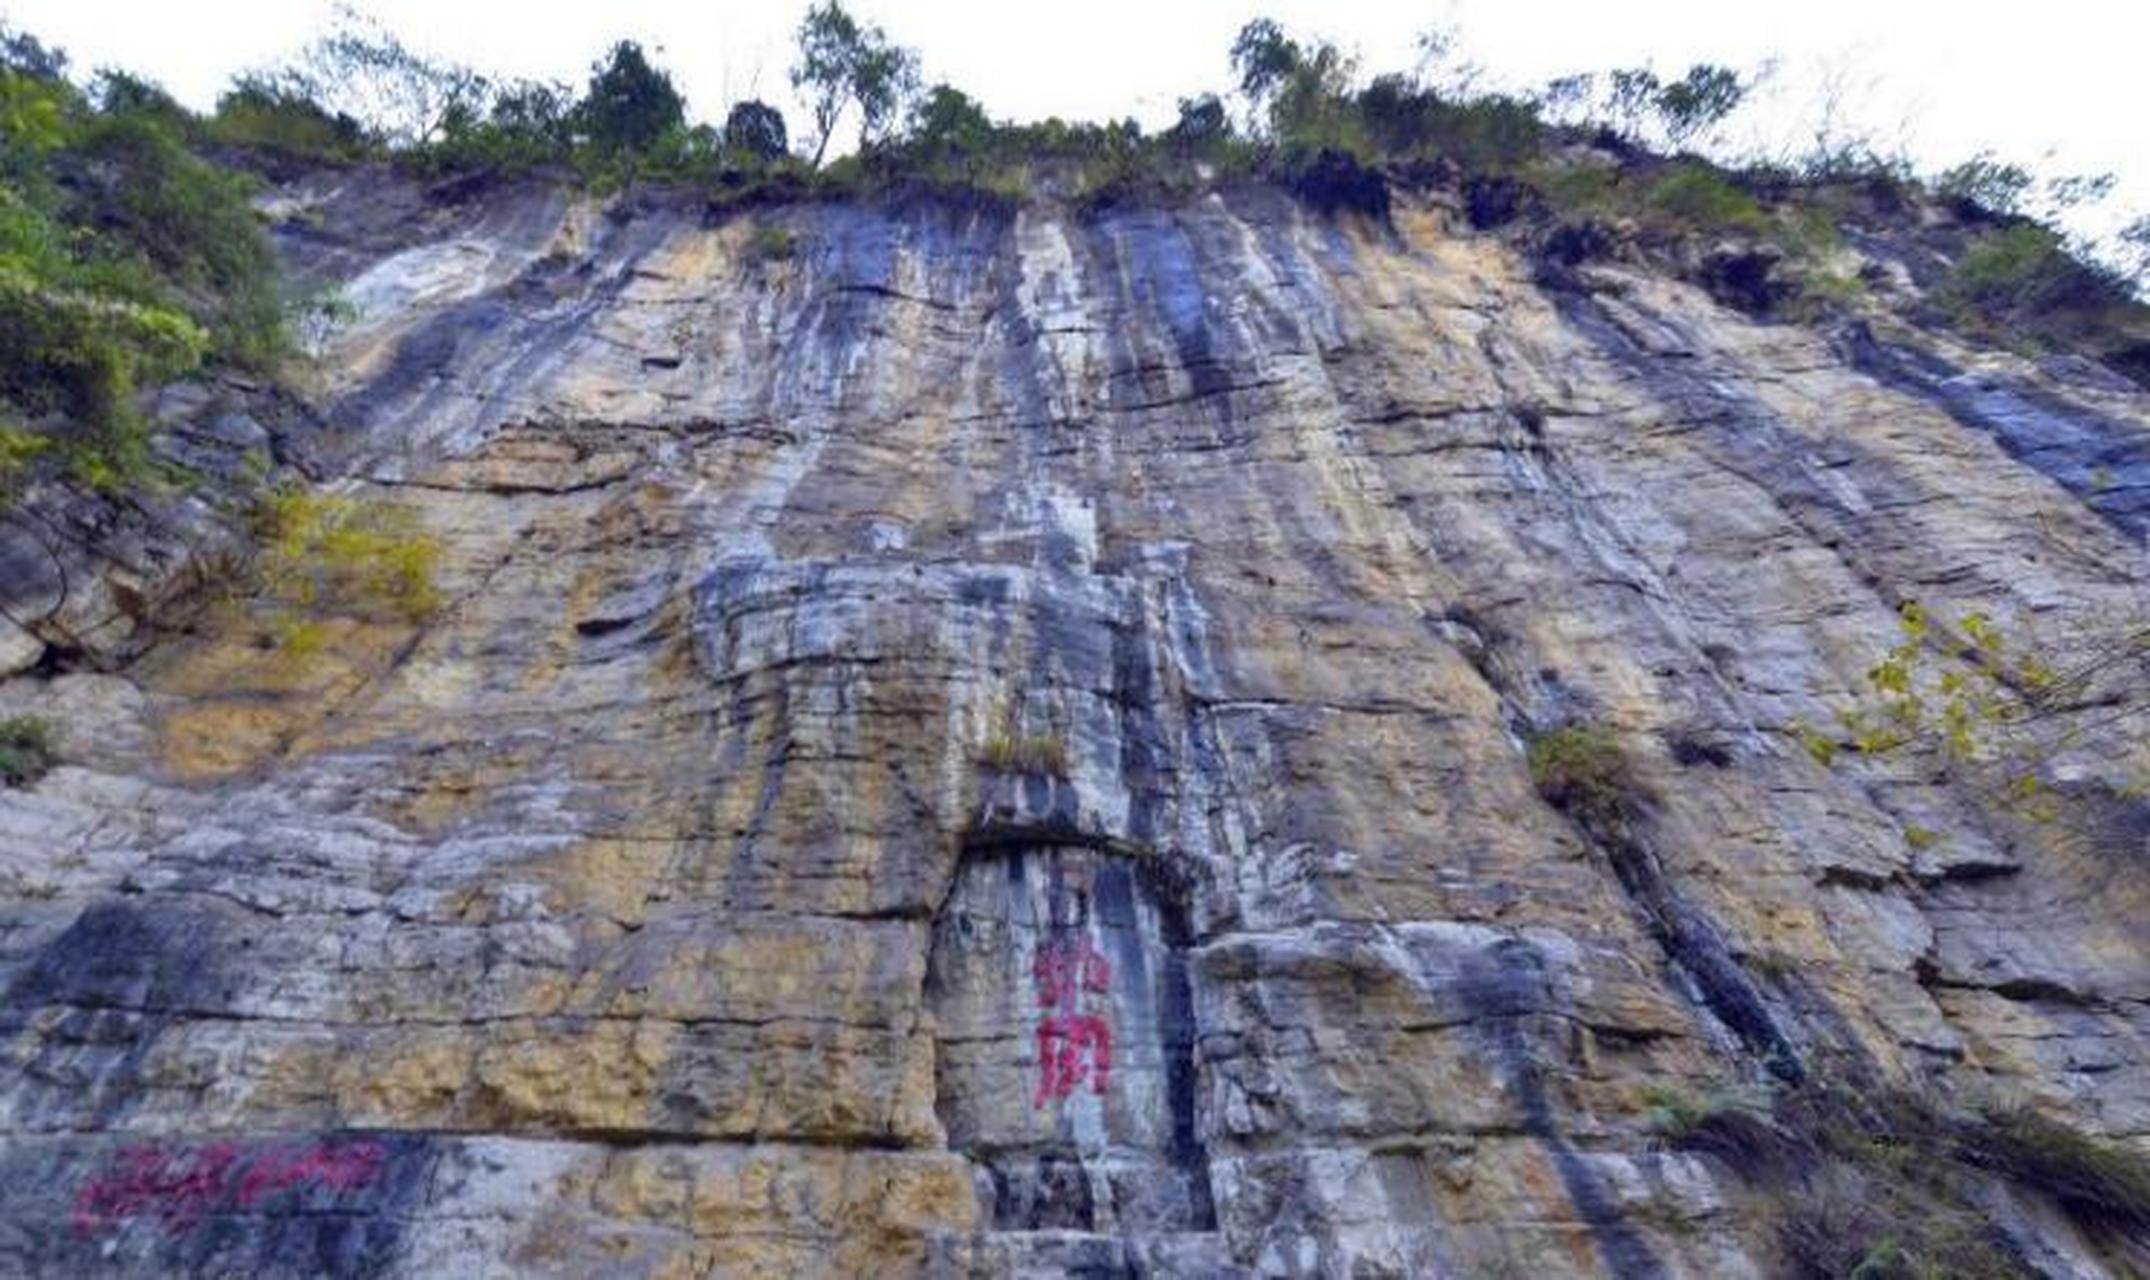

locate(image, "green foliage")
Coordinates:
744 223 797 264
1798 600 2149 843
723 100 788 163
1936 152 2034 217
208 74 374 163
1526 157 1622 215
1593 64 1748 150
413 78 572 176
1229 19 1300 107
1918 189 2145 366
1167 95 1229 151
1231 19 1366 157
251 483 443 637
1652 64 1745 147
976 731 1070 778
0 422 48 488
2119 216 2150 292
576 41 685 156
792 0 919 165
0 47 286 493
0 24 66 80
1357 75 1542 170
1943 224 2091 315
1641 1083 1777 1144
1606 67 1662 138
1644 163 1765 230
1526 722 1642 830
908 84 992 162
0 714 57 786
275 6 488 148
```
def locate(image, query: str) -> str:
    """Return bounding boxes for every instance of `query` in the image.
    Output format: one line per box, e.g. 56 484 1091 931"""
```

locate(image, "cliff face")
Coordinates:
0 169 2146 1277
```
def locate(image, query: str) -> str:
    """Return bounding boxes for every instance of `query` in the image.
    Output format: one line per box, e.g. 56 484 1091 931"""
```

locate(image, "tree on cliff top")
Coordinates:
286 5 489 147
577 41 685 155
1229 18 1362 154
791 0 918 165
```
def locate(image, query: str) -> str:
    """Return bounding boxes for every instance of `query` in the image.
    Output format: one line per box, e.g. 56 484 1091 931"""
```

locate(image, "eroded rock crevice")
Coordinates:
929 840 1216 1248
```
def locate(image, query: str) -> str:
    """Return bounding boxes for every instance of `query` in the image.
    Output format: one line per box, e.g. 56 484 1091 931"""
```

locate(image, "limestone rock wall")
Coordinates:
0 169 2147 1276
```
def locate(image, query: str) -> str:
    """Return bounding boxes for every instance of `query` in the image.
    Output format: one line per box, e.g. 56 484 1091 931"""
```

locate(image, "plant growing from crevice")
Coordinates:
0 714 57 786
1526 721 1644 831
1644 162 1766 231
0 423 49 492
976 730 1070 778
743 223 797 264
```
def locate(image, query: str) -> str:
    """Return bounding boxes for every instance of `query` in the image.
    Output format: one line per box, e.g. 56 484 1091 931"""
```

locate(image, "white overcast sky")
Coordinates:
4 0 2145 233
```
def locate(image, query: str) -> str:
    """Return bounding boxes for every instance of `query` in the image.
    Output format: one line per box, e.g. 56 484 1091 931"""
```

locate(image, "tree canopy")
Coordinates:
791 0 919 165
577 41 685 155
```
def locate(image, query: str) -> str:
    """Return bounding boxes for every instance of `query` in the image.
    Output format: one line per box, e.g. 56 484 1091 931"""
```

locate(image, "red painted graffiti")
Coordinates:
71 1138 387 1238
1031 934 1113 1106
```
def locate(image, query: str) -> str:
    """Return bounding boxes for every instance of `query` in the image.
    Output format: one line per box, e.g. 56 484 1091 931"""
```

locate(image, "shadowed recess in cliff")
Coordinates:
927 840 1215 1239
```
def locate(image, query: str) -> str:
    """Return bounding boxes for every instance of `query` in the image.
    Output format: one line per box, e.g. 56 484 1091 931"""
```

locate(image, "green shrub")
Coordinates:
1427 95 1544 171
1644 163 1765 231
1935 153 2033 217
0 714 57 786
0 422 46 488
207 74 374 163
1526 722 1641 829
1357 75 1543 170
1530 158 1622 217
1942 224 2083 315
0 52 290 496
251 484 442 634
744 223 797 263
1641 1084 1716 1139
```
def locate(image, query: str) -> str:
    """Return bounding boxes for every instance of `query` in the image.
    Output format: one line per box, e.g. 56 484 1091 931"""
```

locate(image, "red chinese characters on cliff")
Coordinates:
1032 933 1113 1107
71 1138 387 1238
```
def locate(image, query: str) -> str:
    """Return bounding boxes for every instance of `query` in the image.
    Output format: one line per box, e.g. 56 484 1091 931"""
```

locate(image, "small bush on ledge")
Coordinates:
1526 721 1643 830
0 715 58 787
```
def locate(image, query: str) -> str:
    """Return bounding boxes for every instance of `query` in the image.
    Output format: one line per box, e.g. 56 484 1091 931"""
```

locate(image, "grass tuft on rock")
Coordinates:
1658 1075 2150 1276
976 731 1070 778
1970 1104 2150 1238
